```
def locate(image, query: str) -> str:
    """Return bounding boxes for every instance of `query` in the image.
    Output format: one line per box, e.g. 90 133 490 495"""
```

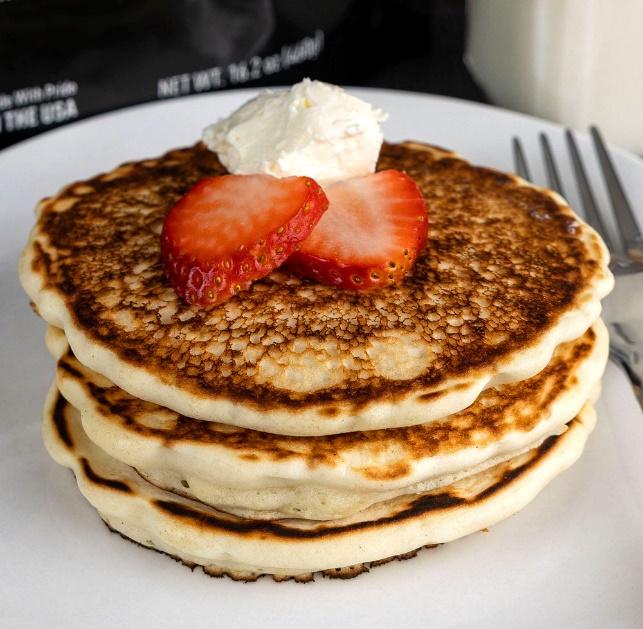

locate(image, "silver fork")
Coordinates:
512 127 643 409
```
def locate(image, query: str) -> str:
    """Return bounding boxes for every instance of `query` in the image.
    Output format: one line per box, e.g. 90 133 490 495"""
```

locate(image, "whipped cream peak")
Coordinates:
202 79 388 182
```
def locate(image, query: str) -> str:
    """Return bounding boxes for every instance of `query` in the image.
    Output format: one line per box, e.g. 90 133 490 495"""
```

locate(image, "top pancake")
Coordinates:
20 141 613 435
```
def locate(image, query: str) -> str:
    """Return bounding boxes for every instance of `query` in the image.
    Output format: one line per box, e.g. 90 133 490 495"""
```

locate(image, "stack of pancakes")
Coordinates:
20 142 613 581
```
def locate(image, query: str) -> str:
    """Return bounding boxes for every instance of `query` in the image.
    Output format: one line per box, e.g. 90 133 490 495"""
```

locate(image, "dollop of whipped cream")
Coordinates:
202 79 388 182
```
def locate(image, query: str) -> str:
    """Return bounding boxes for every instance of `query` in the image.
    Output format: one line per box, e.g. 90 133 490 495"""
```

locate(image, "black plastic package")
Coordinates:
0 0 482 149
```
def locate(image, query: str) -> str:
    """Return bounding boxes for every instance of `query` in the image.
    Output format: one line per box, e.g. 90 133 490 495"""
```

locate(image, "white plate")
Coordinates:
1 89 642 629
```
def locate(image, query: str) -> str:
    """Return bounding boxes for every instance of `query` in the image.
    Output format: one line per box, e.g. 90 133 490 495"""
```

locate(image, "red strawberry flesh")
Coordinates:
287 170 427 289
161 174 328 305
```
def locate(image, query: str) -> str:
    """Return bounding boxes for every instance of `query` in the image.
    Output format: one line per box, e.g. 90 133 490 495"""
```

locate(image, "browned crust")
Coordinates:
31 141 606 417
52 390 74 449
80 458 132 493
102 520 439 582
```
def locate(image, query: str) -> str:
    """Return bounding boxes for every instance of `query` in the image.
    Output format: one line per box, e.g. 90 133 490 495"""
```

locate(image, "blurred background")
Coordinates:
1 0 641 152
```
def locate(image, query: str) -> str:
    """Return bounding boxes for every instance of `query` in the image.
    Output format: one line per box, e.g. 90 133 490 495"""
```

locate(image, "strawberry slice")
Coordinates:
287 170 427 289
161 174 328 305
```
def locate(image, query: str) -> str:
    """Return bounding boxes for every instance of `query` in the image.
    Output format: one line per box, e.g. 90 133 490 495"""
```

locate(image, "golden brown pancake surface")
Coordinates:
27 142 611 420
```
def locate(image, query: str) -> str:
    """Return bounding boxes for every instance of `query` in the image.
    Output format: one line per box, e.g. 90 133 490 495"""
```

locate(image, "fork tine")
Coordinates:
590 126 643 259
538 133 565 197
512 137 531 181
565 129 616 253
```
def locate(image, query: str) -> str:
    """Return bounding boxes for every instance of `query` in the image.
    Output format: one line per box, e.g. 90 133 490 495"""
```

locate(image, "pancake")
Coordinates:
48 320 607 520
21 142 613 436
43 385 597 581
